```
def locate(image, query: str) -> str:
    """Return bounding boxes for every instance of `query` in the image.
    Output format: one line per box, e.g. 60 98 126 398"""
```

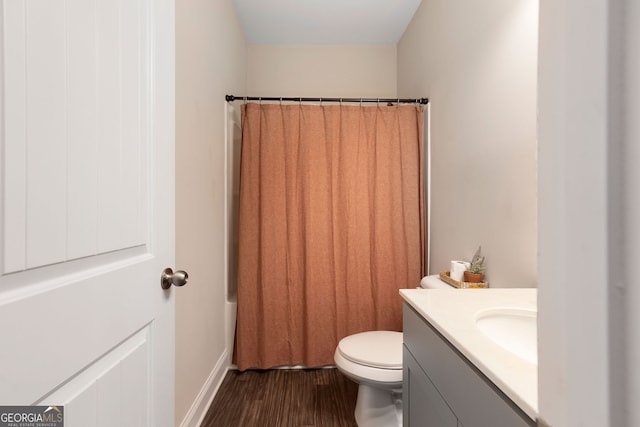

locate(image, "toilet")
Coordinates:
334 275 449 427
335 331 404 426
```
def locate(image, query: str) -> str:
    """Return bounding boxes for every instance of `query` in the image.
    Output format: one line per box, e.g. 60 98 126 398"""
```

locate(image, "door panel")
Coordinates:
1 259 154 403
47 328 150 427
0 0 174 425
25 0 67 268
67 0 99 261
3 0 149 274
3 0 28 273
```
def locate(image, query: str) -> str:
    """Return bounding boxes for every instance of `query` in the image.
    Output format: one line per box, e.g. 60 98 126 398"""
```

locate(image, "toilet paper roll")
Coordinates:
450 260 470 282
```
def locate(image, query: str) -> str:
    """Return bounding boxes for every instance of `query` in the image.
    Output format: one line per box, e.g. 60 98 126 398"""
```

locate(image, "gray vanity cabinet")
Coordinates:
402 303 535 427
404 346 457 426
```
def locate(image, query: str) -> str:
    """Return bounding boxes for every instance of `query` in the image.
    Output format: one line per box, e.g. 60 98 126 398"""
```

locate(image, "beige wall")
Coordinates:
175 0 246 425
398 0 538 287
247 44 397 98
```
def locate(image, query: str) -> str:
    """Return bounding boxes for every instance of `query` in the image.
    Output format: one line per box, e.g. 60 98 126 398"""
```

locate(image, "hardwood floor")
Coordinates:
201 368 358 427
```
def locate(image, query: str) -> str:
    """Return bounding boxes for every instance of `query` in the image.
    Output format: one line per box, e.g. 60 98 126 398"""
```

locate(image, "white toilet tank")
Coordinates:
419 274 451 289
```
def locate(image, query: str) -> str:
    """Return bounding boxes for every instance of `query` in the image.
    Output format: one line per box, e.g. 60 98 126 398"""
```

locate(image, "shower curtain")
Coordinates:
235 102 425 370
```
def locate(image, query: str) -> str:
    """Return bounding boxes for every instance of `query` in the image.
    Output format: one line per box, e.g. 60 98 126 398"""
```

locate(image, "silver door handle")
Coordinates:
161 268 189 289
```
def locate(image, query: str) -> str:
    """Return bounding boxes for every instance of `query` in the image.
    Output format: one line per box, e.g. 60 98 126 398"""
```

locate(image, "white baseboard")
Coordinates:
179 348 231 427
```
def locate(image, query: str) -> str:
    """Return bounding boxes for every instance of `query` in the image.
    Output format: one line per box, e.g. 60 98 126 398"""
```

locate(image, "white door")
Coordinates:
0 0 176 425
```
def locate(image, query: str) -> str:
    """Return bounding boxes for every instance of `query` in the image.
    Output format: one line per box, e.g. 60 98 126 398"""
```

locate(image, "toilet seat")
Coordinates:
334 331 403 386
337 331 403 369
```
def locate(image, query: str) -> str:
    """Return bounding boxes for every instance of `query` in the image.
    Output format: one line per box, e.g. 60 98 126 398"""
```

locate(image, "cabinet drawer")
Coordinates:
403 303 535 427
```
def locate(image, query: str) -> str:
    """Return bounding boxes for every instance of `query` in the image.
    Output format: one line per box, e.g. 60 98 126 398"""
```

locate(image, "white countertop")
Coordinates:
400 288 538 420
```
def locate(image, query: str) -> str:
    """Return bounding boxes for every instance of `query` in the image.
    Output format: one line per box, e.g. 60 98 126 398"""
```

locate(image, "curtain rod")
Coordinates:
225 95 429 105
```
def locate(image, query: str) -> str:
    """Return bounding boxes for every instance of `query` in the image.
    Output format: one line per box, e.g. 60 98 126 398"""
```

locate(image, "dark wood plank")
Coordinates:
201 368 358 427
280 369 315 426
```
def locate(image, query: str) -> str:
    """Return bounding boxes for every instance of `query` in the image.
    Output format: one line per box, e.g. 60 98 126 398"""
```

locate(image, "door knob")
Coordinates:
161 268 189 289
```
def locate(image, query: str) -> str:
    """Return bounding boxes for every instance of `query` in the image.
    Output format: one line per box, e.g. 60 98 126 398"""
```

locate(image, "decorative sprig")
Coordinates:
469 246 486 274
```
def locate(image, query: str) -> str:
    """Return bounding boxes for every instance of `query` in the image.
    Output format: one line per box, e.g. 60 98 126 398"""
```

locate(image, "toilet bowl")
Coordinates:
335 275 448 426
334 331 403 427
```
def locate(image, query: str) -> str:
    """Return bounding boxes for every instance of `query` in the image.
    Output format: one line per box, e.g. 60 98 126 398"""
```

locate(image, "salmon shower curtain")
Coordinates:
235 103 425 370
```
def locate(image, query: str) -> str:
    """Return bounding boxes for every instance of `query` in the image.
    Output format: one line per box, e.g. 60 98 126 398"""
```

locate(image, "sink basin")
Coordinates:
475 308 537 365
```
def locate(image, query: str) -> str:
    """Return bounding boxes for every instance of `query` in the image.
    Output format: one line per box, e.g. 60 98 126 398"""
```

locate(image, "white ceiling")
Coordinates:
232 0 423 44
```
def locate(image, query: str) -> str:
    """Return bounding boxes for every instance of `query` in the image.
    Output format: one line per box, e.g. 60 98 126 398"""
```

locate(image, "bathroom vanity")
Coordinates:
400 289 537 427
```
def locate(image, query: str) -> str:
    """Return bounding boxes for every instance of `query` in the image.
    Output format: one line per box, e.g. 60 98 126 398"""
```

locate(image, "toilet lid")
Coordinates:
337 331 403 369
